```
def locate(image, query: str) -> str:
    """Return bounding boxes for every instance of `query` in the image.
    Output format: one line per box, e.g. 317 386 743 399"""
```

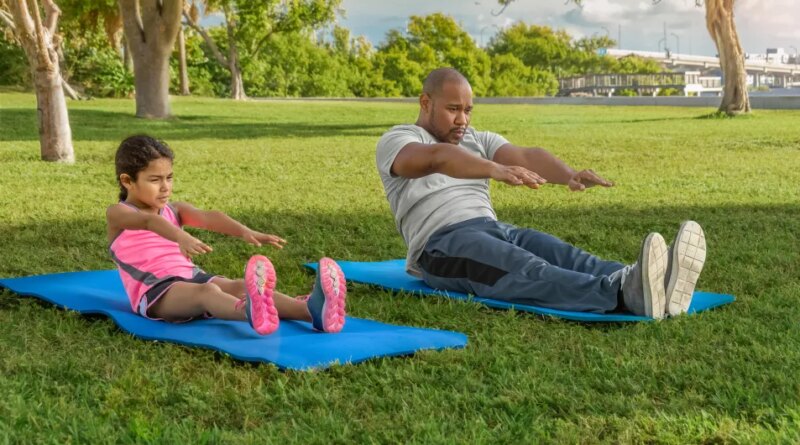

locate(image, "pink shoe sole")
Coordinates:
318 257 347 333
244 255 279 335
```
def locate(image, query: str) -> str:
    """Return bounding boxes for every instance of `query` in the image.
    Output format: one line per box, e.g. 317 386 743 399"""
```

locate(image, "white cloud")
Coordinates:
339 0 799 56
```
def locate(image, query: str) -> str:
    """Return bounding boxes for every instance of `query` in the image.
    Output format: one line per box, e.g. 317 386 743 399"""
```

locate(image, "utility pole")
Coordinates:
618 24 621 49
671 32 680 56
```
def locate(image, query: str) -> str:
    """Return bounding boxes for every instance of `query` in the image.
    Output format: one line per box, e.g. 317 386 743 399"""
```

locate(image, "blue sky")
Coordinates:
337 0 800 57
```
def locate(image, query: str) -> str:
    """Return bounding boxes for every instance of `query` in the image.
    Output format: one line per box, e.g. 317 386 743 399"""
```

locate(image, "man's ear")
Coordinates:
419 93 431 112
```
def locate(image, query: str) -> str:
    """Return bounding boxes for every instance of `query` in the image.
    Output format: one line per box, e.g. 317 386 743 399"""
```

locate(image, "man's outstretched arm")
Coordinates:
492 144 613 191
391 142 547 188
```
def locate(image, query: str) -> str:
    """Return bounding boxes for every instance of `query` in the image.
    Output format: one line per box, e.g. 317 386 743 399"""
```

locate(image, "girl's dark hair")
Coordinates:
115 135 174 201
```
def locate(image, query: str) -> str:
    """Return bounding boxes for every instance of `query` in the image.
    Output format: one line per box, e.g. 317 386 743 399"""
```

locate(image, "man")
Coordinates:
375 67 706 319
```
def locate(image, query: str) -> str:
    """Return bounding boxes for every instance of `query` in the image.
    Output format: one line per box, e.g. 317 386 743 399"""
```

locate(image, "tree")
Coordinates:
1 0 74 162
487 53 558 96
495 0 750 115
183 0 340 100
377 13 491 96
118 0 182 118
702 0 749 114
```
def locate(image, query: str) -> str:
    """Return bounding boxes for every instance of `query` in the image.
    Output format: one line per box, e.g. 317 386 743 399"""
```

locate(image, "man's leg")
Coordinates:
502 223 627 278
419 220 621 313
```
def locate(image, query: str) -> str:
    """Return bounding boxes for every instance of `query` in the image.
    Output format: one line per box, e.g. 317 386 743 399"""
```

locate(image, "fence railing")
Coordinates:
558 73 688 91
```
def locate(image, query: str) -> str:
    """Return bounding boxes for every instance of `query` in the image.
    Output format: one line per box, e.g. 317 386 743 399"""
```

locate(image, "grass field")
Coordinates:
1 92 799 443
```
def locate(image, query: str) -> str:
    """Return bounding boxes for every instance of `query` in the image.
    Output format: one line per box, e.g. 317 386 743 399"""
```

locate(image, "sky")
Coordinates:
336 0 800 57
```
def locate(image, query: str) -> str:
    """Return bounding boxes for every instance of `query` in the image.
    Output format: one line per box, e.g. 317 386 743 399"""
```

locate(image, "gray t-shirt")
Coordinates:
376 124 509 276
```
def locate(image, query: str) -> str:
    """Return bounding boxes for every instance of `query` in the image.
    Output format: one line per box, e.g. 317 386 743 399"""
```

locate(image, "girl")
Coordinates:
107 135 346 335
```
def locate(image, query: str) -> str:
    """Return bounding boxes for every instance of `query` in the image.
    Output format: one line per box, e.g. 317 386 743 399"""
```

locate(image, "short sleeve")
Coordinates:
376 127 424 177
475 130 509 160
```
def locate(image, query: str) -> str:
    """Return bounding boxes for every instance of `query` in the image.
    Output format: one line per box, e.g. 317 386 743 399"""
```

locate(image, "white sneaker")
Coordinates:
622 233 669 319
665 221 707 316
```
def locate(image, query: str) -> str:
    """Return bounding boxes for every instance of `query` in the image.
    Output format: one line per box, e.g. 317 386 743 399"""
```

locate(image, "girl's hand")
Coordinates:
177 232 213 258
243 230 287 249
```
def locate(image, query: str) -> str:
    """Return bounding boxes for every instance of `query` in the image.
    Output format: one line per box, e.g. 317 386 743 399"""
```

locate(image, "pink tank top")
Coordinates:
109 203 199 311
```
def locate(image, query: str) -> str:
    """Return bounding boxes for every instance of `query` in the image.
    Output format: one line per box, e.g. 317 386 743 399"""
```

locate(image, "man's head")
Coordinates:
416 68 473 145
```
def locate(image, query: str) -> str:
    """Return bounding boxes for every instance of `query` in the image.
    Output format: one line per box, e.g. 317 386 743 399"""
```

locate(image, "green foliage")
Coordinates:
614 55 663 74
658 87 681 96
61 28 133 98
615 88 638 96
376 13 491 96
488 22 662 78
1 3 668 98
487 53 558 96
237 31 351 97
0 32 28 88
170 30 220 97
488 23 575 73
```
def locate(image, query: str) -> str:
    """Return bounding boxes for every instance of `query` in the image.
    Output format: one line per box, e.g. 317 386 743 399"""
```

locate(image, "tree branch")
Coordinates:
10 0 34 37
28 0 55 68
490 3 508 16
249 27 276 60
159 0 182 40
0 9 16 30
41 0 59 35
62 80 83 100
182 9 228 66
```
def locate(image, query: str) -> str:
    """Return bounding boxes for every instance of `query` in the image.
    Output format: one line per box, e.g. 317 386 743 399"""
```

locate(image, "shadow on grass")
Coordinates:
0 108 397 142
1 202 798 361
532 116 698 126
1 202 797 295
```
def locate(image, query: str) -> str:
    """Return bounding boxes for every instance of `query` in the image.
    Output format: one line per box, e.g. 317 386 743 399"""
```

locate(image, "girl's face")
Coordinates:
121 157 173 211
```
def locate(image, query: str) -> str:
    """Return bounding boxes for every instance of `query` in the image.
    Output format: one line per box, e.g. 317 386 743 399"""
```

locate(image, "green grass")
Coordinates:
1 92 800 443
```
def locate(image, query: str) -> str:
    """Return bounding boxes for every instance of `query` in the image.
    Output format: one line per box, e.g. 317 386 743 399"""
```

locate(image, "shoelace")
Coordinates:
234 298 246 311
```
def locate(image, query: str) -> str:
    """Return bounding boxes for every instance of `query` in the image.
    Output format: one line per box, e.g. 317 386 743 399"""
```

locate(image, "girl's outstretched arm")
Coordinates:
172 202 287 249
106 203 212 257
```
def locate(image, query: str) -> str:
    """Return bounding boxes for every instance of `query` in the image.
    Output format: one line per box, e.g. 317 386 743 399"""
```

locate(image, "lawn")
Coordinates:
1 92 799 443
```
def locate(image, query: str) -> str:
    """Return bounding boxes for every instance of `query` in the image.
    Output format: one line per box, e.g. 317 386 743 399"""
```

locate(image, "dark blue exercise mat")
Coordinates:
0 270 467 371
305 260 736 322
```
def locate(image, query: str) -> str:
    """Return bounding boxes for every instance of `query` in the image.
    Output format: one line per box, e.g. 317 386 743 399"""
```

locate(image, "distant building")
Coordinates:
745 48 791 64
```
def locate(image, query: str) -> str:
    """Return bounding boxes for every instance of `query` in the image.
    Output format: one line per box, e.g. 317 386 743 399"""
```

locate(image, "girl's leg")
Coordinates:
148 281 245 322
214 277 311 322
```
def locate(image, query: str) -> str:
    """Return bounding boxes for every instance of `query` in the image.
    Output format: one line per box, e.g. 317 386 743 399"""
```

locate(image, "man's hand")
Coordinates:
177 232 213 258
490 164 547 189
242 230 287 249
567 169 613 191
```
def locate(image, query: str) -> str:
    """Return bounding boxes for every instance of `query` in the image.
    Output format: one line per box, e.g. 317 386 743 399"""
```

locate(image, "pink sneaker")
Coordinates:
306 257 347 333
243 255 279 335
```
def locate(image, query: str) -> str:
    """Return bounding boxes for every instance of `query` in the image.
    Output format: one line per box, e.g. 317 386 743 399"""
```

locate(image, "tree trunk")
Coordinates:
33 66 74 162
230 62 245 100
122 36 132 70
178 27 190 95
183 6 245 100
130 46 172 117
224 7 246 100
9 0 74 163
118 0 182 118
705 0 750 115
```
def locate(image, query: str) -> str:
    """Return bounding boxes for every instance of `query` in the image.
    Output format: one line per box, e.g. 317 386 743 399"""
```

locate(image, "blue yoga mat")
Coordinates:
0 270 467 371
305 259 736 322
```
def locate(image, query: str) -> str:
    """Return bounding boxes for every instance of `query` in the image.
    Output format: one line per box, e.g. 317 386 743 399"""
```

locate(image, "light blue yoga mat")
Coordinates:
305 259 736 322
0 270 467 371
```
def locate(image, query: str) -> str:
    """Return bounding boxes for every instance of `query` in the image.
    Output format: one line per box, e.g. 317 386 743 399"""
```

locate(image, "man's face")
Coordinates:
421 80 473 144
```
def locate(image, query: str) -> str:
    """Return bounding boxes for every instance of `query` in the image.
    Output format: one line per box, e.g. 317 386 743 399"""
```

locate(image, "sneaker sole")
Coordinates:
245 255 279 335
666 221 707 316
642 233 668 319
318 257 347 333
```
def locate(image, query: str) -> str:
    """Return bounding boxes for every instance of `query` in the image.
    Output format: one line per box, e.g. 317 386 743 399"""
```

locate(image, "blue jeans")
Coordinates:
418 217 627 313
